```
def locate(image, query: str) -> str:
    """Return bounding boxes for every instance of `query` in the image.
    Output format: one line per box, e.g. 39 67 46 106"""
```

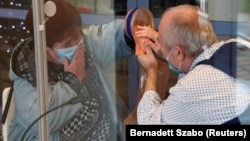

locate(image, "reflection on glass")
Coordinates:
0 0 31 9
0 0 31 54
0 18 30 53
0 0 32 95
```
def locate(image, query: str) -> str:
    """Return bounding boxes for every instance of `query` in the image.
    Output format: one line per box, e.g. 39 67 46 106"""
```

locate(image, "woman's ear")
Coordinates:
46 46 59 63
46 46 53 52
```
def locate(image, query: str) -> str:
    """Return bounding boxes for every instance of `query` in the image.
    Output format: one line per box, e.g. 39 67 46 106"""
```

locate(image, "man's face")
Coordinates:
157 13 171 61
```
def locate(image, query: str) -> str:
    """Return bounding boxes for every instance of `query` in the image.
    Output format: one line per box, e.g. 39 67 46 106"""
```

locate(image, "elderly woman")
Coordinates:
8 0 135 140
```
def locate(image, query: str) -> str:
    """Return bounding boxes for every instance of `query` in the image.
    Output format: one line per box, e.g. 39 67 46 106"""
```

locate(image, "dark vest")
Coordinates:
195 42 244 125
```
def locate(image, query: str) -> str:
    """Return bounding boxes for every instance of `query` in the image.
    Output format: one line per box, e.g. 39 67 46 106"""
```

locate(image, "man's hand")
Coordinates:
137 45 158 73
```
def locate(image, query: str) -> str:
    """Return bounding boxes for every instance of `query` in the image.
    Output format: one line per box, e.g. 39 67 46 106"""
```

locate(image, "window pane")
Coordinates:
149 0 198 18
67 0 127 15
0 0 129 140
0 1 31 105
0 0 32 9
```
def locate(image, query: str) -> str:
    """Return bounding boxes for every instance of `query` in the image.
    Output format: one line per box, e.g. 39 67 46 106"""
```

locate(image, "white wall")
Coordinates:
208 0 238 22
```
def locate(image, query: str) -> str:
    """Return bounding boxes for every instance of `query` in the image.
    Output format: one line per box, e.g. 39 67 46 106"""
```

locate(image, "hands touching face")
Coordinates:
135 26 158 41
63 43 85 81
135 26 162 57
47 35 86 82
135 26 159 72
137 45 158 73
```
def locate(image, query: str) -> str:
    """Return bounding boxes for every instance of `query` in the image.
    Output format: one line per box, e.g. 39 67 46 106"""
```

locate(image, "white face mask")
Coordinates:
54 38 83 63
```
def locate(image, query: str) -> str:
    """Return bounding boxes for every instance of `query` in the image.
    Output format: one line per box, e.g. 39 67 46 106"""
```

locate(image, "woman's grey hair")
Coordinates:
163 5 217 57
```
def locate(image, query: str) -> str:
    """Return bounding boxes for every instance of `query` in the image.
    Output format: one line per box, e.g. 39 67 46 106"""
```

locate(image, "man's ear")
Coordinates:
175 45 185 61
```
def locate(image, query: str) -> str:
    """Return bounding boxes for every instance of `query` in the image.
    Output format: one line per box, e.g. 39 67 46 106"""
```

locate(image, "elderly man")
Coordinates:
136 4 250 125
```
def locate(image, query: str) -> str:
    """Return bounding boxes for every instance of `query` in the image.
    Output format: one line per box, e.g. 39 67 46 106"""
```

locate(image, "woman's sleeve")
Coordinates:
82 19 134 67
13 76 82 133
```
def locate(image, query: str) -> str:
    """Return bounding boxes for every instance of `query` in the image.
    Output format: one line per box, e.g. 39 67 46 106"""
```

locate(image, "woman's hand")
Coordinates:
64 45 85 81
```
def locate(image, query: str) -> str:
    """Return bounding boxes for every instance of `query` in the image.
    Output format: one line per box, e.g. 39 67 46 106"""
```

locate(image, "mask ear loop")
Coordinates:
47 47 60 63
76 37 84 48
178 61 182 71
166 47 175 62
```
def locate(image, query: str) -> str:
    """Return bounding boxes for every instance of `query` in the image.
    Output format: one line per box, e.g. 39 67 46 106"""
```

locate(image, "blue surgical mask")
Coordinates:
55 38 83 63
165 48 184 75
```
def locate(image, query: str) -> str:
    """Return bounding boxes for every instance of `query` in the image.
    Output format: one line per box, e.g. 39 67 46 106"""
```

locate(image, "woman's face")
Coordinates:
47 31 83 64
53 31 83 49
